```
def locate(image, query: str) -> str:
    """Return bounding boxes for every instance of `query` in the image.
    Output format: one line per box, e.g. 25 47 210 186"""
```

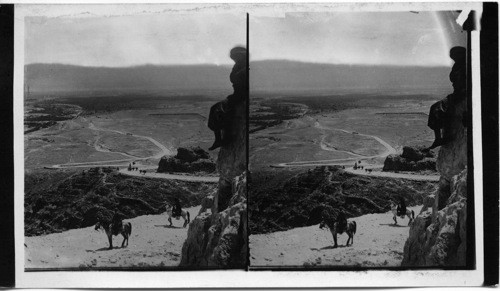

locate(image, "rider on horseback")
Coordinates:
172 198 182 218
111 211 123 236
396 197 407 217
336 210 348 234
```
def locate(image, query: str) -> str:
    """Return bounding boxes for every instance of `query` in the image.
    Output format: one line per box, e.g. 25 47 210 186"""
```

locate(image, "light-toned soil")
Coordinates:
118 167 219 183
25 205 201 270
249 206 420 268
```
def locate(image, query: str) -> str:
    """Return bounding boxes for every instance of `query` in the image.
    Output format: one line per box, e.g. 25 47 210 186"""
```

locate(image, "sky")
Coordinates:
25 12 246 67
250 11 467 67
25 9 467 68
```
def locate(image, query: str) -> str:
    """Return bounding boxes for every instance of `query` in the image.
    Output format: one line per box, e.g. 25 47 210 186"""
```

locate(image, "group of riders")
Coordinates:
334 197 407 233
110 198 183 236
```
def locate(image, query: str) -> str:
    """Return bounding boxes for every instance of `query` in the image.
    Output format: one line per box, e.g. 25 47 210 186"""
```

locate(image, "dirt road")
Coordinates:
25 205 201 270
52 121 173 169
118 167 219 183
249 206 420 268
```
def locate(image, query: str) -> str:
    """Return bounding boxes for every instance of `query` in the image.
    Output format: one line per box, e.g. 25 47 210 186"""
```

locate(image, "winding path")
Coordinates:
118 167 219 183
275 122 396 168
51 121 219 183
273 121 438 181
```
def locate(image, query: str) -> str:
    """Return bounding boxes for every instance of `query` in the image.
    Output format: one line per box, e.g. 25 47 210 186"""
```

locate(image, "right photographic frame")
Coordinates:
248 2 481 271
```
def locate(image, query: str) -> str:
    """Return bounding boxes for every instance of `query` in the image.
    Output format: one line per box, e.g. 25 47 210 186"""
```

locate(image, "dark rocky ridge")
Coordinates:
157 147 216 174
25 167 215 236
249 166 437 235
383 146 437 172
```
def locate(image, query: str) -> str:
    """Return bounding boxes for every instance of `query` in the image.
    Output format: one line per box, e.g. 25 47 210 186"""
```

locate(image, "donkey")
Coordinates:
95 220 132 249
165 204 191 228
319 210 357 248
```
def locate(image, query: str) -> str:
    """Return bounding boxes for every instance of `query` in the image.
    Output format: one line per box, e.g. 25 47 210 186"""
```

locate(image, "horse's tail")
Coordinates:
351 221 357 234
411 210 415 220
187 211 190 224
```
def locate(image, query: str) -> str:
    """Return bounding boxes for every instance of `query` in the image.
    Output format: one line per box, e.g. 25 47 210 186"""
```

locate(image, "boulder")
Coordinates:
383 154 436 172
401 146 429 161
157 147 216 174
176 146 209 163
180 171 247 267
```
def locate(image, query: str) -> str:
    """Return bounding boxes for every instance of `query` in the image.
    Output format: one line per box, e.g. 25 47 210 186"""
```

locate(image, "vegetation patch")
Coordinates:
249 166 436 234
25 167 216 236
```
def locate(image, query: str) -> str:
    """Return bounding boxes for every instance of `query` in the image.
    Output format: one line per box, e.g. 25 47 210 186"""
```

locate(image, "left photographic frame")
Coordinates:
16 4 248 272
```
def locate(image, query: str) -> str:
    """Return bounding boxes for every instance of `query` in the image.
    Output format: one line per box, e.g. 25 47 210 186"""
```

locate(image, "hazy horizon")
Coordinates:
25 11 246 67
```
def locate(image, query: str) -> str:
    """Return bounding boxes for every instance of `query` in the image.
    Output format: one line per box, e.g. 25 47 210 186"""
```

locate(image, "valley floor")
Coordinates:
25 205 201 270
249 206 420 268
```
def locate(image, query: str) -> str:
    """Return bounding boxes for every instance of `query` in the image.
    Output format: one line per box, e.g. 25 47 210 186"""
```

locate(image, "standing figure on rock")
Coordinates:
208 46 247 151
427 46 466 150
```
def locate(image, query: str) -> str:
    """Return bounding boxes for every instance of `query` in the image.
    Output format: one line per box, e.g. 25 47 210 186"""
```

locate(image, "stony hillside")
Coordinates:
402 84 469 266
249 166 437 235
25 167 216 236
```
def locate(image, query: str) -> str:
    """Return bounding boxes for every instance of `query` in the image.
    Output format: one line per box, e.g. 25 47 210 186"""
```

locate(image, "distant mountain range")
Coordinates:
250 60 451 93
25 61 451 95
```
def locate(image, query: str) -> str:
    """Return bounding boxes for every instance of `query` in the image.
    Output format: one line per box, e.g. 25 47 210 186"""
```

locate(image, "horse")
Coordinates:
319 216 357 248
95 220 132 249
390 201 415 225
165 204 191 228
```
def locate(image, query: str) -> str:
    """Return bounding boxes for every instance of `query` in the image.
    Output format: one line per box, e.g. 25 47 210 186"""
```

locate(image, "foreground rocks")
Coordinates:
158 146 216 174
383 146 436 172
402 95 468 266
180 96 247 268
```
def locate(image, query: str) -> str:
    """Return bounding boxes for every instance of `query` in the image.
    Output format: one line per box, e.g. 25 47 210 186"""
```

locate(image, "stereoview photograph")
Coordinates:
248 9 473 268
23 4 248 270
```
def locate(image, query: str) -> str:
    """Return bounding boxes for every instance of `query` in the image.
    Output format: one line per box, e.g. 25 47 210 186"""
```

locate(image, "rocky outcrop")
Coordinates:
402 96 468 267
157 146 216 174
383 146 436 172
180 98 247 268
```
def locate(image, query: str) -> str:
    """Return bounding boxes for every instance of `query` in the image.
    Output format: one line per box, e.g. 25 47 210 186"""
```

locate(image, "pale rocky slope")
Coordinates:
250 206 420 268
25 206 200 269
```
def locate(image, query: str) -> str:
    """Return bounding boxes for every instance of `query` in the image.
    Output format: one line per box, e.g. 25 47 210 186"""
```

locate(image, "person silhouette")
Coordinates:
172 198 182 218
208 47 247 151
111 210 123 236
427 46 466 150
397 197 407 217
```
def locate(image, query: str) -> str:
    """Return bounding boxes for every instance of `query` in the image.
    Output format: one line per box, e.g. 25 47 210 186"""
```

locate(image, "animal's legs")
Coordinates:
108 234 113 250
121 234 126 247
168 217 172 226
330 228 338 248
393 215 397 225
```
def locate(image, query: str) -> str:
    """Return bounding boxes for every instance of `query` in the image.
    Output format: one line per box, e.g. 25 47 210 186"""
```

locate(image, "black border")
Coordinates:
481 2 499 286
0 3 15 288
